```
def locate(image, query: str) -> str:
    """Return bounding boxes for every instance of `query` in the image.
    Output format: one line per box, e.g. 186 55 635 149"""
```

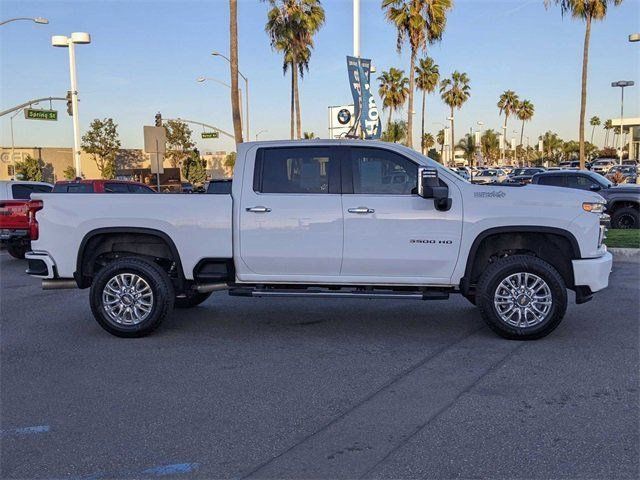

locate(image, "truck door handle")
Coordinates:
348 207 375 214
246 206 271 213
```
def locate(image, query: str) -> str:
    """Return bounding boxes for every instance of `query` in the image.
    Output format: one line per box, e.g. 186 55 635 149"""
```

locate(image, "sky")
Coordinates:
1 0 639 154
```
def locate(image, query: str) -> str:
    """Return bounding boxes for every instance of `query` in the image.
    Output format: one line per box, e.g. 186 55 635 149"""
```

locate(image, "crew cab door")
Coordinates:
340 146 463 283
239 146 343 277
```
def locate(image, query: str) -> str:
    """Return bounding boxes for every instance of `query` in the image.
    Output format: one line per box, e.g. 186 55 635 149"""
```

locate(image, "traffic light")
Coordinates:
155 112 162 127
66 91 73 116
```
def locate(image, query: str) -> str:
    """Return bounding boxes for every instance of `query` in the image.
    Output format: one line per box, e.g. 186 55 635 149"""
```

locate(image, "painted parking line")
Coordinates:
83 462 200 479
0 425 50 437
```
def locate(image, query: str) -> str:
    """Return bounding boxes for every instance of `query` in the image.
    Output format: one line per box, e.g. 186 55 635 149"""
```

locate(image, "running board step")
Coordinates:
228 287 450 300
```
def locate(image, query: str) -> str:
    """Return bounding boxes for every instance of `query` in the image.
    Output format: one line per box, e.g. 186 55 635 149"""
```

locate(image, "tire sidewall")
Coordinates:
90 258 174 337
478 256 567 340
612 207 638 230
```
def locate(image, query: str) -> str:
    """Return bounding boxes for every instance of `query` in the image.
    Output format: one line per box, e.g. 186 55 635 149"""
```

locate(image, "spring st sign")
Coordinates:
24 109 58 121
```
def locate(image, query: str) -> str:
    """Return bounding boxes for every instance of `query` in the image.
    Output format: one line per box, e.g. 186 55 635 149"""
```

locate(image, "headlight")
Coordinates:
582 202 605 213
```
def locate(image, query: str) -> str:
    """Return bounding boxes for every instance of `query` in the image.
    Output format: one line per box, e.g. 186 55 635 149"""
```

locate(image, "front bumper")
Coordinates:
25 251 57 279
572 251 613 293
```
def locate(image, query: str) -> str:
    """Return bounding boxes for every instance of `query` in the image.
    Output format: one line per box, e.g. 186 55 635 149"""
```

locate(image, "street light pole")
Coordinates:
52 32 91 177
611 80 634 165
212 52 249 140
255 129 267 140
353 0 360 57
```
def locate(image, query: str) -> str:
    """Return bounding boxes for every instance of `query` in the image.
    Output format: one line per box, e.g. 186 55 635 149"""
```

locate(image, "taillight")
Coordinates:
27 200 43 240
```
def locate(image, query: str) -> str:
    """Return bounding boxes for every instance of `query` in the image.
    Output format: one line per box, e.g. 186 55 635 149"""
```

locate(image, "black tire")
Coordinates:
7 241 29 259
476 255 567 340
175 290 212 308
89 257 174 338
611 207 639 230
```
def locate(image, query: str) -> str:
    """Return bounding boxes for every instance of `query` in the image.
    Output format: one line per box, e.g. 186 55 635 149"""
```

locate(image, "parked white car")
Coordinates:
471 168 508 184
26 140 612 340
591 158 617 175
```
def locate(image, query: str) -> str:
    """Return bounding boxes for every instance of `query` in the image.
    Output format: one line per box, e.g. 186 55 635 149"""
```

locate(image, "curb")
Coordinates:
609 248 640 264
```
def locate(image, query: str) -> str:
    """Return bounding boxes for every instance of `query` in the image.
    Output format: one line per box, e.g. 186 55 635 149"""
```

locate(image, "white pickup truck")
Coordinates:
26 140 612 340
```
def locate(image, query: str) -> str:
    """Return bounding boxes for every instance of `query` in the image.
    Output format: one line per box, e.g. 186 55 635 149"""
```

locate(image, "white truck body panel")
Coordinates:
29 139 609 290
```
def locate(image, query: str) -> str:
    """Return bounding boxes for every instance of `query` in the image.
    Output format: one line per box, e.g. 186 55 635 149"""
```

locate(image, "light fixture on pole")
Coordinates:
611 80 634 165
0 16 48 26
211 51 249 140
255 129 268 141
196 76 243 127
52 32 91 177
629 33 640 42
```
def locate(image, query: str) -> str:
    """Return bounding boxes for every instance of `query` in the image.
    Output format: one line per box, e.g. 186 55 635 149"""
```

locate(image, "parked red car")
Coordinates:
0 180 52 258
52 179 156 193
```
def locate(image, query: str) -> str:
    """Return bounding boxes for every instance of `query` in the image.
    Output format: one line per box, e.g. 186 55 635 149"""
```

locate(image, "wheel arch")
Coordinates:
75 227 184 289
461 226 581 296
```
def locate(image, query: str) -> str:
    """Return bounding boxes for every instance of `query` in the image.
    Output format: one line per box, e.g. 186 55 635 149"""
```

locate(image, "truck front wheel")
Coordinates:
89 257 175 338
476 255 567 340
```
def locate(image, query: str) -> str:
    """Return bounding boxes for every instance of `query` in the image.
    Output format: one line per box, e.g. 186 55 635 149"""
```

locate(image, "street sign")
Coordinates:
201 131 219 139
24 109 58 121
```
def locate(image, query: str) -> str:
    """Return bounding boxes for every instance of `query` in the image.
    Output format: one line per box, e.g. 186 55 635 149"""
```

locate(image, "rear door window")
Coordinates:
536 175 565 187
254 147 338 194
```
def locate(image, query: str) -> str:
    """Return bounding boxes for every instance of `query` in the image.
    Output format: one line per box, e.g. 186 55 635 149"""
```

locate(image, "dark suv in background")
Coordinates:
531 170 639 229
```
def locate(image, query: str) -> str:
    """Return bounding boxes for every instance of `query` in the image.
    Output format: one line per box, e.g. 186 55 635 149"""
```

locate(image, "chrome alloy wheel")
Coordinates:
102 273 154 325
493 272 552 328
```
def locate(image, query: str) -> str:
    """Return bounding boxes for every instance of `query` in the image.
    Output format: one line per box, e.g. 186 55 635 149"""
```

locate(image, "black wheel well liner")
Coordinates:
74 227 184 289
608 199 639 212
461 226 581 295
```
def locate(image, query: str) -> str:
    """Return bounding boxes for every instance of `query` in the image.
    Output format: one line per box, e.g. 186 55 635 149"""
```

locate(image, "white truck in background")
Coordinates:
26 140 612 340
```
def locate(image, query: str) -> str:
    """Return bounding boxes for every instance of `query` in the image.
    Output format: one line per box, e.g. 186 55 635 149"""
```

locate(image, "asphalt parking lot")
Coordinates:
1 252 638 479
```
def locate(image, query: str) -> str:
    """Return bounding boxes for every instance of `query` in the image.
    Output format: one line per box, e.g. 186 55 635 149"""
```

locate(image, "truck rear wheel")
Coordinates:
7 240 29 259
175 291 212 308
476 255 567 340
89 257 174 338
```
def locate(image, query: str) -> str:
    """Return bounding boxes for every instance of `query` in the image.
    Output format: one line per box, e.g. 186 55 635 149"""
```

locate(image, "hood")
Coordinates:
608 184 640 194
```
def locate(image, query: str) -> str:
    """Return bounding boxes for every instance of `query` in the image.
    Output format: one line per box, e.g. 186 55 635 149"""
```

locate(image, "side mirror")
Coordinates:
589 184 602 191
418 167 452 212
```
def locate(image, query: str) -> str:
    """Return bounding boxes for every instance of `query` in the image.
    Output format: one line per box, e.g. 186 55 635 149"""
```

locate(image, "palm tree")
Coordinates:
589 115 601 144
516 99 535 166
436 128 445 161
422 132 435 153
480 129 500 165
540 131 564 164
378 68 409 130
545 0 623 169
497 90 520 163
382 120 408 143
303 131 315 139
439 71 471 165
457 134 476 168
415 56 440 154
382 0 453 149
265 0 325 140
603 118 613 147
229 0 243 144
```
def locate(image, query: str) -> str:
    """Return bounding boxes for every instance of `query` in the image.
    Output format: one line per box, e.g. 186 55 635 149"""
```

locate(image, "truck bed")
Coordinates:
30 193 233 280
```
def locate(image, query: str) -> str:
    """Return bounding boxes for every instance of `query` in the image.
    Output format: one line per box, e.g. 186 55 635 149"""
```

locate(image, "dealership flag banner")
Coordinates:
346 56 382 139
